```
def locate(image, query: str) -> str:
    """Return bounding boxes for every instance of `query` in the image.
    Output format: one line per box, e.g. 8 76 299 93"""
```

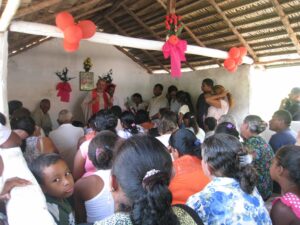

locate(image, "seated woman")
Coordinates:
10 116 57 164
156 110 178 147
94 135 204 225
270 145 300 225
74 131 117 223
73 109 118 181
168 129 210 205
187 134 272 225
240 115 274 201
205 85 233 122
183 112 205 142
214 121 240 139
117 111 144 139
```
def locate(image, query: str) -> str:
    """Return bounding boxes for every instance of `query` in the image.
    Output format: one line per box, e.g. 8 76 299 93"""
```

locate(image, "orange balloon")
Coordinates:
224 58 236 70
64 25 83 44
239 47 247 57
228 66 237 73
78 20 96 39
56 11 74 31
229 47 240 59
63 40 79 52
234 57 243 66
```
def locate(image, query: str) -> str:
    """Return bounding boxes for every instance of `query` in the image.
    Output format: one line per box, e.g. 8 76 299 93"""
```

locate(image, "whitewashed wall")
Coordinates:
7 38 251 129
149 65 250 127
7 38 152 128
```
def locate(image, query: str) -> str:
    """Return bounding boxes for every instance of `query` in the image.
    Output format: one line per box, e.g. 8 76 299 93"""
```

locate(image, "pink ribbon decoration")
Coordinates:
162 37 187 78
56 82 72 102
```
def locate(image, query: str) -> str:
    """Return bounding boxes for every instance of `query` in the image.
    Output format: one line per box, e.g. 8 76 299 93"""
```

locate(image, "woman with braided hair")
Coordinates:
94 135 203 225
187 134 272 225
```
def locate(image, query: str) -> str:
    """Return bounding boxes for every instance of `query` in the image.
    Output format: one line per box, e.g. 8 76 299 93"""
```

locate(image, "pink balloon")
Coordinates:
78 20 97 39
64 25 83 44
224 58 236 70
56 11 74 31
239 47 247 57
63 40 79 52
229 47 240 59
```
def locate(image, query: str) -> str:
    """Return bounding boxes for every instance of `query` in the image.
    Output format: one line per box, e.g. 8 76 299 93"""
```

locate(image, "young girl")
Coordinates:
187 133 272 225
270 145 300 225
74 131 117 223
176 91 193 127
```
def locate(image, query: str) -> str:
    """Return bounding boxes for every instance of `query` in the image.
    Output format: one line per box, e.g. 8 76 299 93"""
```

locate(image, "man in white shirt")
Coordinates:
49 110 84 171
148 84 168 120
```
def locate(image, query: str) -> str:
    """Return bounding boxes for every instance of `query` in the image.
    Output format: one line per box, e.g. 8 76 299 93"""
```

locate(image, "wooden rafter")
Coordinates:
115 46 153 74
206 0 258 61
121 3 195 71
255 58 300 65
270 0 300 55
14 0 62 19
104 15 170 72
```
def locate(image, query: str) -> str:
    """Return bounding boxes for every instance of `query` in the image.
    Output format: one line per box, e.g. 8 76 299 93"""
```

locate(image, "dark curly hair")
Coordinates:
94 109 117 133
88 130 118 170
112 135 179 225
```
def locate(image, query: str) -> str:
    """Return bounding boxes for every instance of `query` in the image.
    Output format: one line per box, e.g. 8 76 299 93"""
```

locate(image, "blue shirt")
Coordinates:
269 128 296 153
186 177 272 225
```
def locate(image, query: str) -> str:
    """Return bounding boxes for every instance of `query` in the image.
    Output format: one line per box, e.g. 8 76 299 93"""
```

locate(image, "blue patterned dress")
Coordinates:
186 177 272 225
244 136 274 200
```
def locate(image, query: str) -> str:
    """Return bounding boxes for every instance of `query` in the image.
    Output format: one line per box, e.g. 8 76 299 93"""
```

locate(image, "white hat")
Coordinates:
0 124 11 145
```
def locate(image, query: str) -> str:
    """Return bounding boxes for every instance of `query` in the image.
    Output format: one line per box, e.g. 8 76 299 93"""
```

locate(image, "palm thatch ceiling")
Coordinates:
3 0 300 73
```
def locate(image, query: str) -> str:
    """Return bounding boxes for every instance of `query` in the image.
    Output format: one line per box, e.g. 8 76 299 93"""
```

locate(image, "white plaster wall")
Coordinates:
149 65 250 127
7 38 251 129
7 38 151 128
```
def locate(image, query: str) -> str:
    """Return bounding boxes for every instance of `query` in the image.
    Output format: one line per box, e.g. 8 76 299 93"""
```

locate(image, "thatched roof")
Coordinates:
4 0 300 72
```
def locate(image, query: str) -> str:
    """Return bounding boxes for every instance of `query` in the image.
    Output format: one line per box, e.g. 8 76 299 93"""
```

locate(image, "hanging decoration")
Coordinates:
55 68 75 102
162 14 187 78
55 11 96 52
223 47 247 73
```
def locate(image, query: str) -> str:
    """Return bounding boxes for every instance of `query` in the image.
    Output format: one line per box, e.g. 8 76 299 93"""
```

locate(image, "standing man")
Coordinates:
81 78 112 124
148 84 168 121
196 78 214 129
269 109 297 153
32 99 52 136
280 87 300 121
49 109 84 171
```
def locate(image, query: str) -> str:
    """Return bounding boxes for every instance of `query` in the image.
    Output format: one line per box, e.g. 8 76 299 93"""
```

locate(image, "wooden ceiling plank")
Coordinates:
74 3 112 20
39 0 105 23
206 0 258 61
270 0 300 54
115 46 153 74
14 0 62 19
104 15 170 73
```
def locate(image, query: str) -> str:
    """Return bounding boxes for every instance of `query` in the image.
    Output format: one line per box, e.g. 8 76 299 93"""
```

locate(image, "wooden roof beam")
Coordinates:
14 0 62 19
104 15 170 73
206 0 258 61
115 46 153 74
271 0 300 54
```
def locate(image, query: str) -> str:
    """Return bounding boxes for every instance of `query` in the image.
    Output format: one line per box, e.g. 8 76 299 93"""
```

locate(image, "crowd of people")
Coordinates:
0 78 299 225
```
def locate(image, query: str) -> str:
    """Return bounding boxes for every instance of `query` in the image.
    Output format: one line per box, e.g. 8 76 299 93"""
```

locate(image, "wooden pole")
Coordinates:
0 0 20 118
9 21 254 64
0 32 8 118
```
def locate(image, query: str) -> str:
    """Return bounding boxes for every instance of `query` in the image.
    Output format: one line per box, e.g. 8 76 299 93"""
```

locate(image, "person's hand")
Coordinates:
0 177 31 201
